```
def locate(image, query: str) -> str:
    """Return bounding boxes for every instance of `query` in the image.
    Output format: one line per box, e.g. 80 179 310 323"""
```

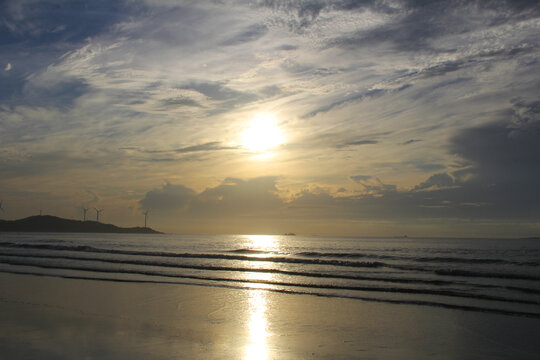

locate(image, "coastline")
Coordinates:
1 272 539 359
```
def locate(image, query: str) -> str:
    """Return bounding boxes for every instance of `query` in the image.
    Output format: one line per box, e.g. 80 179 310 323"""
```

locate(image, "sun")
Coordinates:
241 113 285 153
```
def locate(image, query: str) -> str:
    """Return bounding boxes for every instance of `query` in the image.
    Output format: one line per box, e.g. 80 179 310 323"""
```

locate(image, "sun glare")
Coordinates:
241 113 284 153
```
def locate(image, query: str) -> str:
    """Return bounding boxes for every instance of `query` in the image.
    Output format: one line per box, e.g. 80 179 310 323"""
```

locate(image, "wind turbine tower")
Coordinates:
95 208 103 222
83 207 89 221
143 209 150 228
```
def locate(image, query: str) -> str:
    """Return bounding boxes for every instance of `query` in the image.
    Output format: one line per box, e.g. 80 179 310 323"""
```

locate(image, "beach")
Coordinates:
2 272 540 360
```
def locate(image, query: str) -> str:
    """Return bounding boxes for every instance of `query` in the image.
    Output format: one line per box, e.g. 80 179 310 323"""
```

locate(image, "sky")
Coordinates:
1 0 539 237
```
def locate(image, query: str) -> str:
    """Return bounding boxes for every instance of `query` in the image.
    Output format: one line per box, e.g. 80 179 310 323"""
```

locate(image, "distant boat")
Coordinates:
284 232 296 236
394 235 408 238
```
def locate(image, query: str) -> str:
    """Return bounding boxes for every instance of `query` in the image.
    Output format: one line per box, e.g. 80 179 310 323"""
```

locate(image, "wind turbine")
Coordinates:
83 207 89 221
95 208 103 222
143 209 150 228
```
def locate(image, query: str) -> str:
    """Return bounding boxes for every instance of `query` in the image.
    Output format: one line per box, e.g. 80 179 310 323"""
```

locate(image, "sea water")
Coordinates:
1 233 539 318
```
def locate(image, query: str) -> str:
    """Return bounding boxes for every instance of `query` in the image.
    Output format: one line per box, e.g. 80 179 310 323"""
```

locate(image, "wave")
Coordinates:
2 257 540 307
2 241 539 282
0 242 384 268
415 256 540 266
296 251 539 266
6 252 539 294
0 252 456 286
226 248 277 255
296 251 398 260
435 269 540 281
1 265 540 319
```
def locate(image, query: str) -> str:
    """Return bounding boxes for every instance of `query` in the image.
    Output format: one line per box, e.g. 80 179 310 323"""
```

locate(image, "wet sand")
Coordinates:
1 273 539 359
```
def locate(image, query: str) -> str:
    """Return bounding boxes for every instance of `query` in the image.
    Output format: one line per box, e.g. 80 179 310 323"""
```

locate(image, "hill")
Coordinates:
0 215 162 234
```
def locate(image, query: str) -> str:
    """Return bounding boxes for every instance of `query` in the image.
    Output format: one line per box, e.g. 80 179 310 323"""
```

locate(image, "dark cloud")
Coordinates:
20 78 90 108
338 139 378 147
257 85 283 98
341 100 540 220
409 77 473 101
124 142 239 159
275 44 298 51
177 81 259 115
450 99 540 191
0 0 144 106
191 177 283 216
403 139 421 145
303 84 411 118
118 141 240 164
411 162 446 173
173 142 238 154
139 98 540 223
350 175 371 183
160 96 204 109
324 0 540 52
259 0 327 31
0 151 101 178
139 183 196 211
220 23 268 46
178 81 247 101
258 0 398 31
140 177 283 217
289 130 390 151
419 61 473 79
414 173 454 191
0 0 139 46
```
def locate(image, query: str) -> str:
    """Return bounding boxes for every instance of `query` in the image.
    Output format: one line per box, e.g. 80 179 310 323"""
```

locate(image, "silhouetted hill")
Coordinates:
0 215 162 234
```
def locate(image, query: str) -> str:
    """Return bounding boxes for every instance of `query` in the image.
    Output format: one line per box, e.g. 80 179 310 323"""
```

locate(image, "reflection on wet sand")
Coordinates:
245 289 269 360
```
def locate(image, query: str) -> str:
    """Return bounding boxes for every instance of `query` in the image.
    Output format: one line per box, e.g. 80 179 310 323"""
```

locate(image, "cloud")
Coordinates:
220 23 268 46
177 81 258 115
178 81 250 101
414 173 454 191
20 78 90 108
0 0 138 45
258 0 327 31
0 150 101 178
411 163 446 173
139 177 283 217
160 96 204 108
450 99 540 191
139 182 196 211
173 142 239 154
350 175 371 183
338 139 378 147
140 100 540 225
275 44 298 51
326 0 540 52
403 139 421 145
2 0 539 236
303 85 410 118
126 141 238 155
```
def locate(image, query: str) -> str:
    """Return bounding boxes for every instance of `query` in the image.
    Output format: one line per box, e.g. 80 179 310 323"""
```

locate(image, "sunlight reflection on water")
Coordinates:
246 235 279 252
244 235 278 360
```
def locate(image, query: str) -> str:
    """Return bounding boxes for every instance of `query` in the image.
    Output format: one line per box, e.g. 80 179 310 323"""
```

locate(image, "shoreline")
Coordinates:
1 272 540 359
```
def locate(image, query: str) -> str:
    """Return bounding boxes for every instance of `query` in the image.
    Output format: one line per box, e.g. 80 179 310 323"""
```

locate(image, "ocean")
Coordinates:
1 233 539 318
